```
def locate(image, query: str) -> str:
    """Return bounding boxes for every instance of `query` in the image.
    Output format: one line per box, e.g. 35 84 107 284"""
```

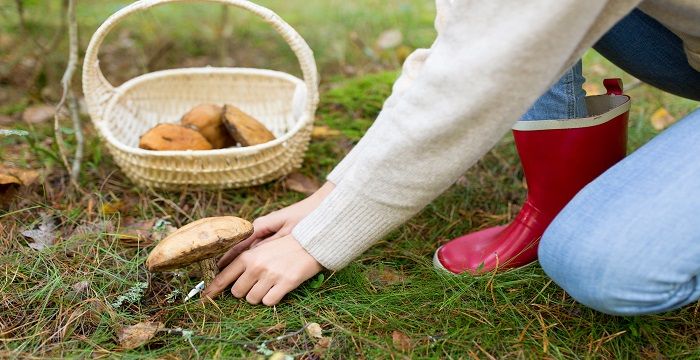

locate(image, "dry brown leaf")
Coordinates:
22 104 55 124
284 172 320 195
100 200 125 215
72 280 90 293
259 322 286 334
650 107 676 131
71 220 114 239
117 321 163 349
22 214 58 250
376 29 403 49
582 83 601 95
368 268 407 286
305 322 323 339
311 125 341 139
392 330 413 352
117 218 156 247
316 336 332 349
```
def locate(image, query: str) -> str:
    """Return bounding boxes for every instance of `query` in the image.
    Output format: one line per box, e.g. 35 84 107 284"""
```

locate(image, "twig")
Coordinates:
53 0 83 190
158 323 309 345
68 94 83 181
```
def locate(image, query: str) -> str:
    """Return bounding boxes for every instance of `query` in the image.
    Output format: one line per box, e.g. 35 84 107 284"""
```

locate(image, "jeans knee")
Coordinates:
539 215 642 315
539 217 700 316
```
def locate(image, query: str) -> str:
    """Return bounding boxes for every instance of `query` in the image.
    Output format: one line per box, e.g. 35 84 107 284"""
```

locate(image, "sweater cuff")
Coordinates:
292 185 414 271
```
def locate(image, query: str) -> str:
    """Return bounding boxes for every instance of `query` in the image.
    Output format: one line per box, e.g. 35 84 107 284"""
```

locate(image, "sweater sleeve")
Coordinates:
294 0 639 270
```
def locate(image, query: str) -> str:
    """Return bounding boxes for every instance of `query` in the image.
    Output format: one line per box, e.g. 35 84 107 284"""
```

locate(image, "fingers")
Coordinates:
217 236 255 269
261 283 295 306
202 257 245 299
204 236 322 307
217 214 283 269
231 270 257 298
245 279 274 304
250 232 283 249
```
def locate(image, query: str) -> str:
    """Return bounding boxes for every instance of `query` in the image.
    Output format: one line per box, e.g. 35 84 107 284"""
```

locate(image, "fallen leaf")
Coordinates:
392 330 413 352
117 321 163 349
376 29 403 49
311 125 341 139
314 336 333 356
650 107 676 130
70 220 114 239
100 200 125 215
22 104 55 124
259 322 286 334
284 172 320 195
582 83 601 95
72 280 90 293
117 218 156 247
22 214 58 250
316 336 332 349
368 268 406 286
305 322 323 339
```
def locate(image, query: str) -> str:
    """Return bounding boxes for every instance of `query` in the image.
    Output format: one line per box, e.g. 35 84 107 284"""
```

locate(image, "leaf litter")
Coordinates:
22 213 58 250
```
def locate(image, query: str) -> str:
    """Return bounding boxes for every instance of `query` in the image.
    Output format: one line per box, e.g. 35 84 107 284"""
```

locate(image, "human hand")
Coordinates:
216 181 335 269
202 234 323 305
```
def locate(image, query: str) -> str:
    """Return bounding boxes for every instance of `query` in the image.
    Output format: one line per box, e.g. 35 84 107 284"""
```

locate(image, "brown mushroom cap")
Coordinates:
139 123 213 151
180 104 235 149
222 104 276 146
146 216 253 272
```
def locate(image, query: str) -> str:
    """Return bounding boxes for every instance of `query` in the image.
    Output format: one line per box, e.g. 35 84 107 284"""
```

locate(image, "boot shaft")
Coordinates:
511 85 630 217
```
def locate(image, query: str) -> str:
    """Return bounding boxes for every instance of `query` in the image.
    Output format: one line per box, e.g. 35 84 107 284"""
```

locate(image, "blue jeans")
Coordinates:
520 60 588 121
525 9 700 315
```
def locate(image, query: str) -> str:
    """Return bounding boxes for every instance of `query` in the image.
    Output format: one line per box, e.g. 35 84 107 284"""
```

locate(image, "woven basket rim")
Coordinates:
97 67 312 157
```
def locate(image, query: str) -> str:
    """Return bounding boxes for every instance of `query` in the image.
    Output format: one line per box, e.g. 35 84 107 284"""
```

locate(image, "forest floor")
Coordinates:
1 1 699 358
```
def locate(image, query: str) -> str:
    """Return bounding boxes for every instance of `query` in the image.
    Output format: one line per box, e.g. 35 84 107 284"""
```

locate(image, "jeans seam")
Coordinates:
566 69 575 119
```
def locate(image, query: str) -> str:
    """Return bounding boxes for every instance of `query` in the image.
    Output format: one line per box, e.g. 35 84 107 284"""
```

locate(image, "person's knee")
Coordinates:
540 216 699 316
538 214 617 313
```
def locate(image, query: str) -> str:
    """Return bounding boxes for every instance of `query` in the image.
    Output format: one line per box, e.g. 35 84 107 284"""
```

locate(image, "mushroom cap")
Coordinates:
146 216 253 272
222 104 276 146
139 123 213 151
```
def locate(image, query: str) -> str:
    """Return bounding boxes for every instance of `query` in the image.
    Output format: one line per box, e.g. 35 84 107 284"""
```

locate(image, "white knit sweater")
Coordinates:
292 0 700 270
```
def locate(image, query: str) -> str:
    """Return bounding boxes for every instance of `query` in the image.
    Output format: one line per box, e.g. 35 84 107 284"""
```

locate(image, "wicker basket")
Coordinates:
82 0 319 190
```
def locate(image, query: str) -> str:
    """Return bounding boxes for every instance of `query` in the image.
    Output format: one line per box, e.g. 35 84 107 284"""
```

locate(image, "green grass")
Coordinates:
2 1 700 359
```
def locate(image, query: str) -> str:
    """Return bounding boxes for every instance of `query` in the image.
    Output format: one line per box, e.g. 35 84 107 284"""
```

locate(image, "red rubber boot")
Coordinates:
434 79 631 274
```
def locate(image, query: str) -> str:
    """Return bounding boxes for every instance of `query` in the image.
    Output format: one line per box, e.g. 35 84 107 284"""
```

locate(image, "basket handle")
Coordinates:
82 0 319 123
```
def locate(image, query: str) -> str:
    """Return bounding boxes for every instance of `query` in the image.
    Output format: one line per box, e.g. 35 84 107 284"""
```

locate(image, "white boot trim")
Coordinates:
512 95 631 131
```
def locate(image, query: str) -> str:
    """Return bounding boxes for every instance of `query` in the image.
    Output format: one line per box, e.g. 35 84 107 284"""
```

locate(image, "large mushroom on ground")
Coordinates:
146 216 253 284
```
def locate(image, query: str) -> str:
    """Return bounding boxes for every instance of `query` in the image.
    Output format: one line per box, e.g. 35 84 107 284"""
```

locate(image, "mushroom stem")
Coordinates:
199 258 218 285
